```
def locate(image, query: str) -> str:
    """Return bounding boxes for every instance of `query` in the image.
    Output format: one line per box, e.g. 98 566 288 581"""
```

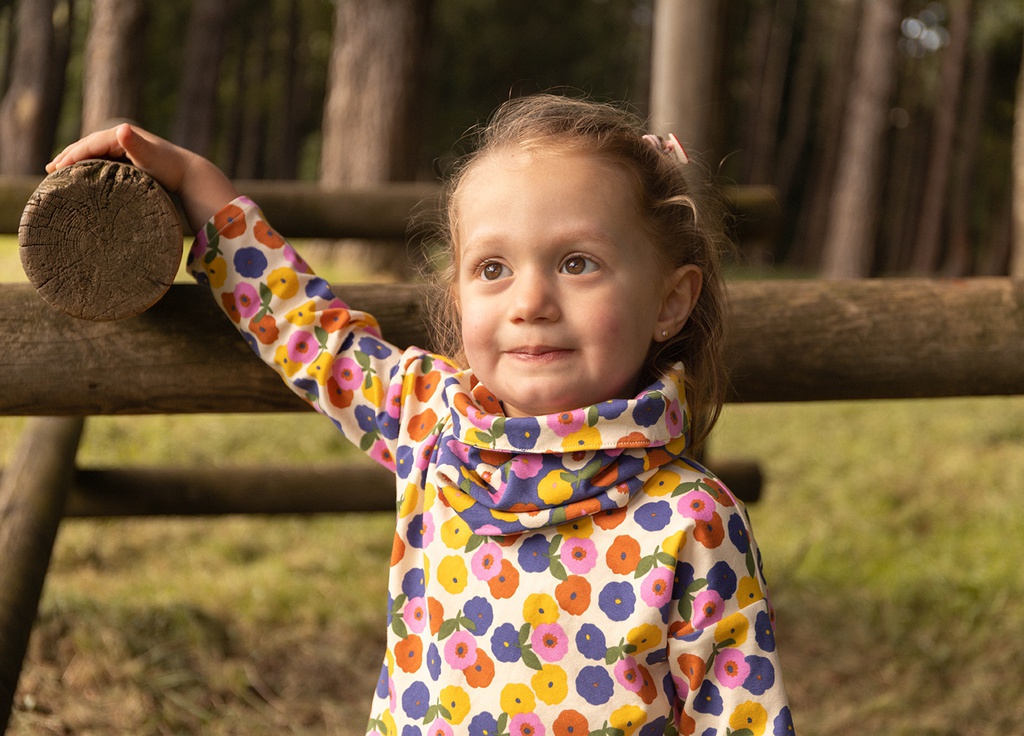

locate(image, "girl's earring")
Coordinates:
661 330 669 340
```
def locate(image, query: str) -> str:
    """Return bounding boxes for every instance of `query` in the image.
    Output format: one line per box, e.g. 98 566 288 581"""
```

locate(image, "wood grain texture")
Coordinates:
18 160 182 321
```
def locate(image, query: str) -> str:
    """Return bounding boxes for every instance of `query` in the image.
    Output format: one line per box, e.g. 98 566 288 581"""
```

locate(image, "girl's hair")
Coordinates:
427 93 730 453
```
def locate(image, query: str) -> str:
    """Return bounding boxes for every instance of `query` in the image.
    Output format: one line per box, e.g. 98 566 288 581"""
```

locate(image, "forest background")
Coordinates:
2 0 1024 735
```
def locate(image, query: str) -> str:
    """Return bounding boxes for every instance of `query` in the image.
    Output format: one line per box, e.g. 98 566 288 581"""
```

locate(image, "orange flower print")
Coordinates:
677 653 706 693
220 292 241 323
593 506 628 530
325 378 354 410
428 597 445 636
214 203 246 238
253 218 285 248
408 409 438 442
464 648 495 688
553 709 589 736
390 532 406 566
555 575 591 615
487 559 520 599
319 308 351 333
248 314 279 345
414 370 441 402
394 634 422 673
693 512 725 548
606 535 641 574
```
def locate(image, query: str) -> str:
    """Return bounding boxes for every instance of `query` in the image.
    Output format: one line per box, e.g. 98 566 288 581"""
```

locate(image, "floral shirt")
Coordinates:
186 197 794 736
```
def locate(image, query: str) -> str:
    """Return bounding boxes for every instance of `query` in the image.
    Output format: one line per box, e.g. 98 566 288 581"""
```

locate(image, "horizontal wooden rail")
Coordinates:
0 176 778 241
3 278 1024 414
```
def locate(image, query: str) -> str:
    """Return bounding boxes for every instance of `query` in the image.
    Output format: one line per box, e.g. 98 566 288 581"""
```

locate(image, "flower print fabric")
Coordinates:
187 197 795 736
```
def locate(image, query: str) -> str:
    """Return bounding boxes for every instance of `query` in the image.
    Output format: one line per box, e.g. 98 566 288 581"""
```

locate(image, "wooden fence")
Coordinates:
3 165 1024 730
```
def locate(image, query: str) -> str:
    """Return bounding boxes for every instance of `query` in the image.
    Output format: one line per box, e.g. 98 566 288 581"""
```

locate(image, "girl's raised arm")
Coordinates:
47 123 238 234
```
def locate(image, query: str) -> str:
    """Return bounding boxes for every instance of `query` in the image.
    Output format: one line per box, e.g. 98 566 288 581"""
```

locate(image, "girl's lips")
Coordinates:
506 346 572 362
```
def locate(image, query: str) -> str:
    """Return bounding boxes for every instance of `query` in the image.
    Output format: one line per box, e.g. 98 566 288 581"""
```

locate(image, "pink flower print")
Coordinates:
691 589 725 629
233 282 261 318
472 542 503 581
282 243 310 272
384 380 403 418
286 330 317 364
403 596 428 634
443 630 478 670
413 513 435 547
560 537 598 575
531 623 568 663
332 357 363 390
509 712 545 736
415 435 437 472
614 656 644 694
426 719 454 736
475 524 502 536
370 440 396 472
547 410 585 437
713 647 750 689
678 490 715 521
510 454 543 479
641 566 674 608
665 399 684 436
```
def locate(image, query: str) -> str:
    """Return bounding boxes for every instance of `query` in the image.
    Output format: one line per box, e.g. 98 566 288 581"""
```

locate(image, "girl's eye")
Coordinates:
479 261 510 281
560 255 598 275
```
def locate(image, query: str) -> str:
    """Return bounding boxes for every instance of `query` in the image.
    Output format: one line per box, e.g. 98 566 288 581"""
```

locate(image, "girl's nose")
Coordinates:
508 271 560 322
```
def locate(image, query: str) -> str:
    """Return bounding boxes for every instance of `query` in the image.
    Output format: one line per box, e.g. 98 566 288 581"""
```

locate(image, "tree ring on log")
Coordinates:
18 159 183 321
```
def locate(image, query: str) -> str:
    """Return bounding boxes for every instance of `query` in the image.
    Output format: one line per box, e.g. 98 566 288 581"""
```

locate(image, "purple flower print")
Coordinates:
713 648 750 689
640 567 674 608
729 512 751 553
693 679 723 715
596 399 628 420
403 596 427 634
531 622 568 662
233 246 267 277
560 537 598 575
518 534 551 573
755 610 777 652
490 622 522 663
547 409 586 437
576 623 607 661
402 680 430 720
471 543 503 582
598 581 636 622
691 589 725 628
233 282 260 318
469 714 500 736
576 665 615 705
377 409 401 440
707 560 738 600
406 514 434 549
401 568 425 599
632 397 665 427
355 405 376 433
635 500 672 531
444 630 477 670
463 596 494 636
375 661 389 698
640 717 669 736
743 654 776 695
678 490 715 522
426 643 441 681
402 726 422 736
395 445 415 480
774 706 795 735
358 335 393 360
505 418 541 450
304 276 333 300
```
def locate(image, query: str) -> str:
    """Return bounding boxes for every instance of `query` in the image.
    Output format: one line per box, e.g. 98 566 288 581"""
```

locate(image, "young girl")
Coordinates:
49 94 793 736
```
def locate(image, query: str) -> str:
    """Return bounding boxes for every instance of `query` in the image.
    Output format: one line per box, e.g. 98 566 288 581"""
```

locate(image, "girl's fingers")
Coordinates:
46 128 126 172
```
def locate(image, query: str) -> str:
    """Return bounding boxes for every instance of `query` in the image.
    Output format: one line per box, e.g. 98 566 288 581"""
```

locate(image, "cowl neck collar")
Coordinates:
433 366 691 535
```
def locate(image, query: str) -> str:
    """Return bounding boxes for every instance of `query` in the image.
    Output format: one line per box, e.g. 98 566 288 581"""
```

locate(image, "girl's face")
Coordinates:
454 150 700 418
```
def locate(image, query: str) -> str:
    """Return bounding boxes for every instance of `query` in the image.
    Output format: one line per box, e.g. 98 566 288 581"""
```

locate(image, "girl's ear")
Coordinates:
654 264 702 342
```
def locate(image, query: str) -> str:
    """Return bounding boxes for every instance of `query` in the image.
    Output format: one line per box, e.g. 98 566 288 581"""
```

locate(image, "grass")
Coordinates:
5 236 1024 733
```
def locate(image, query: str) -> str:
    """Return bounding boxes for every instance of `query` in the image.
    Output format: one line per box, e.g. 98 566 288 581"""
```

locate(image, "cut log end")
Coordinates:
18 159 183 321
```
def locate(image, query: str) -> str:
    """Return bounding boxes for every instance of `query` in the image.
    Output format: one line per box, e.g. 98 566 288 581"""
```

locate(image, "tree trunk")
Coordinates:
820 0 900 278
320 0 432 186
1012 36 1024 278
264 0 303 180
0 0 57 174
80 0 147 134
649 0 718 156
171 0 232 157
909 0 972 274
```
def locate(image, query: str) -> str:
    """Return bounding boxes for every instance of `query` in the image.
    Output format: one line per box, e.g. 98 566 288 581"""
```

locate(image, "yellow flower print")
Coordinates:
715 612 749 646
440 515 472 549
204 256 227 289
499 683 535 717
423 482 436 512
398 484 420 518
645 468 680 496
442 484 475 512
266 266 299 299
362 374 384 405
661 530 686 559
627 623 662 654
729 701 768 736
273 344 302 377
557 515 593 539
610 705 647 736
285 300 317 325
737 576 765 608
523 593 559 627
538 469 574 505
305 351 333 385
531 664 568 705
380 711 396 736
439 685 470 725
437 555 468 594
560 425 602 452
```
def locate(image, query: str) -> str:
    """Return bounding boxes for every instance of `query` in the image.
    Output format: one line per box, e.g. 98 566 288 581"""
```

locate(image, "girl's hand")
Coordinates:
47 123 239 233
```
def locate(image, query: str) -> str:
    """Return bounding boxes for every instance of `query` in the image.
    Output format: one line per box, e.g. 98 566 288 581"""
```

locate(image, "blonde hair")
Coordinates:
427 93 729 452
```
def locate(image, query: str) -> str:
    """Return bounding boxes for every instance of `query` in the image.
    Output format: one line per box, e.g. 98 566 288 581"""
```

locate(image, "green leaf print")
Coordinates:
437 618 459 641
314 325 328 348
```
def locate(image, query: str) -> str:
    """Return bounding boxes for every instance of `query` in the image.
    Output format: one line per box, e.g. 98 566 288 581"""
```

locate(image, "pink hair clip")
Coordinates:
642 133 690 165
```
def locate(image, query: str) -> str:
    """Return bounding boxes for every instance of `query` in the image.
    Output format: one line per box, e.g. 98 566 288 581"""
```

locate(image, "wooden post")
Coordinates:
0 416 85 731
18 159 182 321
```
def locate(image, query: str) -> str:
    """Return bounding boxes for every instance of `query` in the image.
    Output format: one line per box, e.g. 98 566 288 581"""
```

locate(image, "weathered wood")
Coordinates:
19 160 182 321
2 278 1024 414
0 417 84 731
